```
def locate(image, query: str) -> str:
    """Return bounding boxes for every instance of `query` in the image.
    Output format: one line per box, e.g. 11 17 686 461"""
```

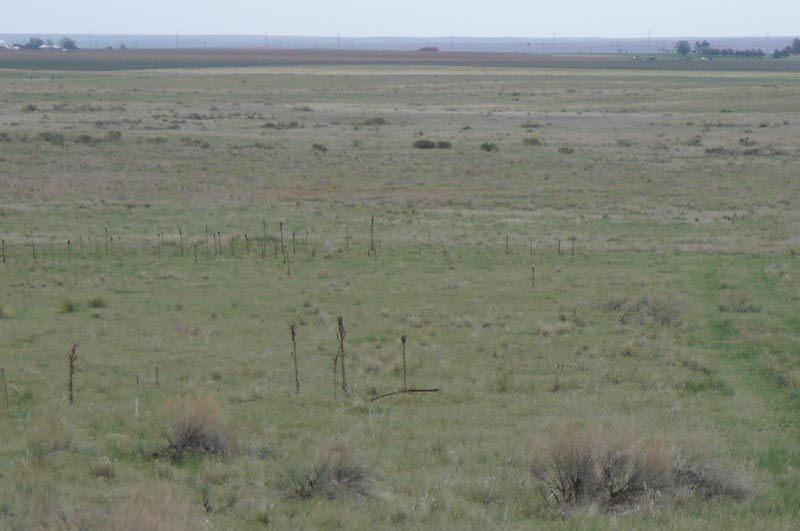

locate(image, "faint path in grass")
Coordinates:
700 261 800 514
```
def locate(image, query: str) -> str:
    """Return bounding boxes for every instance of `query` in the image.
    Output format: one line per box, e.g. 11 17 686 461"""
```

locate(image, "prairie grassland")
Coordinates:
0 63 799 529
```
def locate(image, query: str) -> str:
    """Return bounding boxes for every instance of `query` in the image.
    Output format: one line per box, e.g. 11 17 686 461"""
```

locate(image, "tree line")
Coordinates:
15 37 77 50
673 38 800 59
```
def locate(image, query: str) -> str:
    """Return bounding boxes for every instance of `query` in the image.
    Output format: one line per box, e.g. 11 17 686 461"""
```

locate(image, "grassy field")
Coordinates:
3 48 800 72
1 58 799 529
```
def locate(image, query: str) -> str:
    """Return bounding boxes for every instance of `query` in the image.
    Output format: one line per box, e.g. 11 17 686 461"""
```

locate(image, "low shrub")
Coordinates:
480 142 499 152
75 134 98 145
618 293 684 326
719 290 762 313
87 296 107 309
436 140 452 149
37 132 65 146
523 136 542 146
311 143 328 153
532 430 751 511
360 117 388 126
413 139 437 149
163 396 231 462
280 441 373 501
60 299 80 314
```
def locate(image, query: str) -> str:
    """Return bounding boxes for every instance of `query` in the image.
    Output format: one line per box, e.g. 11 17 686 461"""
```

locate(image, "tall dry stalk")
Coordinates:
332 355 339 400
291 325 299 393
337 316 348 395
179 228 184 256
370 216 374 256
1 368 9 408
279 222 286 263
262 219 267 258
68 344 77 405
1 238 5 264
401 335 408 391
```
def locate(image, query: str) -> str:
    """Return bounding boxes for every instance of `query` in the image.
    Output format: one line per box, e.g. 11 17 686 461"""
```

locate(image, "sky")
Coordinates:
2 1 799 38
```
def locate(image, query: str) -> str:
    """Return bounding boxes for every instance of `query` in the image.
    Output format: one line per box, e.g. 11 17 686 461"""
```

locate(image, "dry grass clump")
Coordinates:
0 303 13 319
538 320 574 337
164 396 232 462
28 416 72 465
60 298 80 314
90 456 115 479
531 430 752 512
112 481 201 531
615 293 684 326
280 441 373 501
523 136 542 146
87 295 107 309
719 290 762 313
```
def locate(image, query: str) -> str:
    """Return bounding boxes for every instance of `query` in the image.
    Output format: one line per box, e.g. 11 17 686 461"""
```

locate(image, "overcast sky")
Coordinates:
3 1 799 37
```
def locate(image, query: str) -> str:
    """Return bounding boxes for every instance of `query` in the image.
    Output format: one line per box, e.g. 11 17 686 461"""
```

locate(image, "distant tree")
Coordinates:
119 43 127 50
59 36 78 50
791 38 800 54
675 40 691 56
45 39 54 47
773 46 793 58
694 40 711 54
24 37 44 49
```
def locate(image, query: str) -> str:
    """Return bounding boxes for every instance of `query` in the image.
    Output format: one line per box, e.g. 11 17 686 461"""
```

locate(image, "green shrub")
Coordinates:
480 142 498 152
75 134 98 145
413 139 437 149
436 140 452 149
60 299 80 314
37 132 65 146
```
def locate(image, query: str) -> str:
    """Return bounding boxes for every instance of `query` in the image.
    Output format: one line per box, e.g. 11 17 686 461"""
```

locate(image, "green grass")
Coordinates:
1 62 799 528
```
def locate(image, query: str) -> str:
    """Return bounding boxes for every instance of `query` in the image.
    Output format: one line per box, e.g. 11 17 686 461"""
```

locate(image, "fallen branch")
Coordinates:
370 388 439 402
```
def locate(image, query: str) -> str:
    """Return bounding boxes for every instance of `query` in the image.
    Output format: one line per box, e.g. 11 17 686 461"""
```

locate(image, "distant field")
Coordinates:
1 61 799 529
2 48 800 72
